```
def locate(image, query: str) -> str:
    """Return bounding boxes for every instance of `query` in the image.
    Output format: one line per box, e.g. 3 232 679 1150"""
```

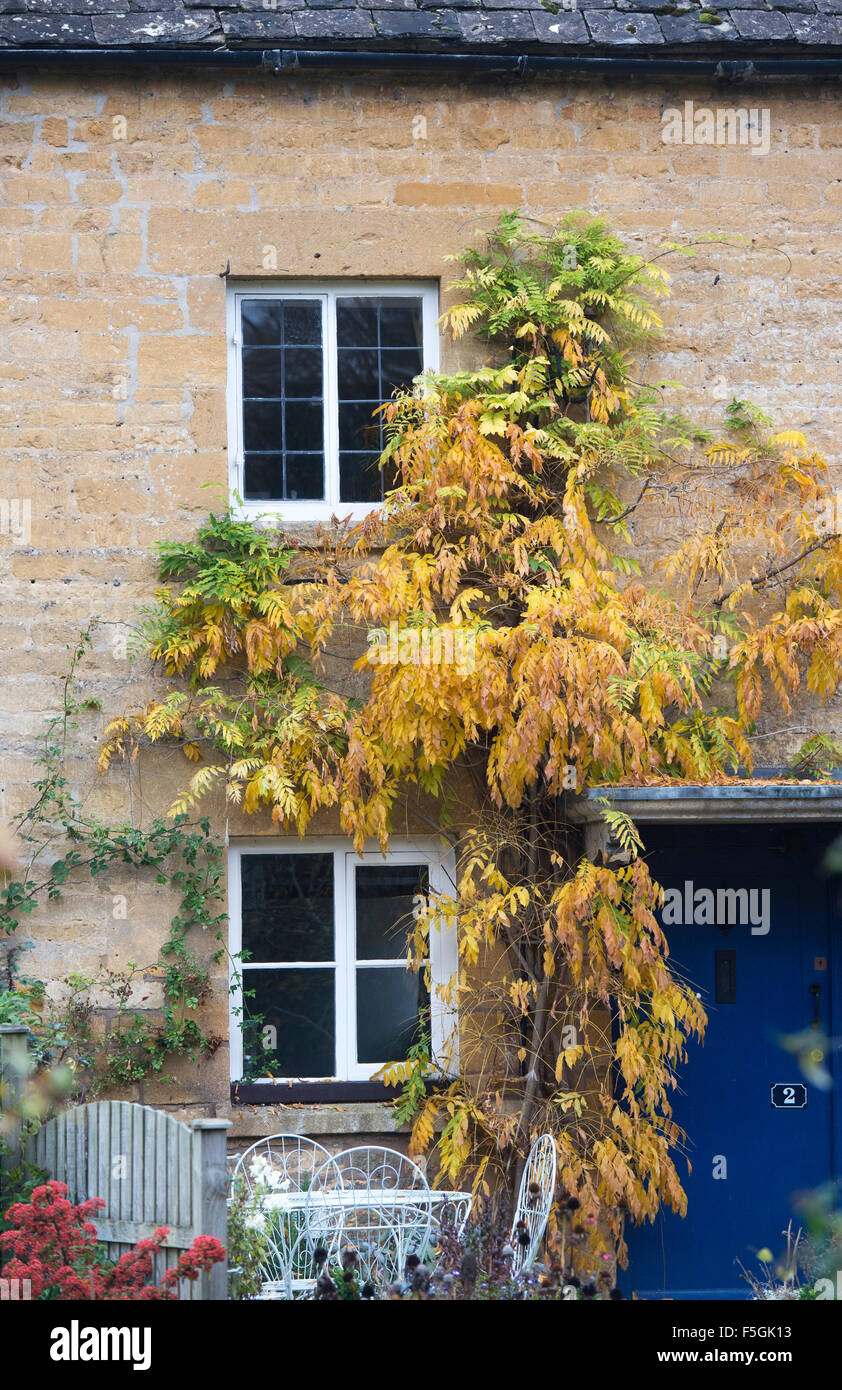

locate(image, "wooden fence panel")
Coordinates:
1 1033 230 1301
19 1101 229 1300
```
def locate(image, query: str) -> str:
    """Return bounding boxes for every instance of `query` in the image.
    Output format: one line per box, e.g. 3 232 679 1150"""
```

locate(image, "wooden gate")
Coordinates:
25 1102 228 1298
0 1028 231 1303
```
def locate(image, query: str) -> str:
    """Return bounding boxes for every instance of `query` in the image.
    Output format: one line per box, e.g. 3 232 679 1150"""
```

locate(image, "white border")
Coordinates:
227 837 458 1084
226 281 440 525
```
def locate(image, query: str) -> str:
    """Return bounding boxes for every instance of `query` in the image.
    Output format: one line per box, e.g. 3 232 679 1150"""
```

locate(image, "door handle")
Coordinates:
809 981 822 1030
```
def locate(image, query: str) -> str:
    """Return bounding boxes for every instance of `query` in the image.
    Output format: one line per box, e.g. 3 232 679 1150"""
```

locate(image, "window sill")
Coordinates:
228 1091 410 1142
231 1080 446 1106
227 1101 403 1141
227 1084 450 1141
232 1080 401 1104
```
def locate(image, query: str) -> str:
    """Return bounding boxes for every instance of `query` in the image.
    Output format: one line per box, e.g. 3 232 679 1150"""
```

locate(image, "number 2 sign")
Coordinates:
770 1083 808 1109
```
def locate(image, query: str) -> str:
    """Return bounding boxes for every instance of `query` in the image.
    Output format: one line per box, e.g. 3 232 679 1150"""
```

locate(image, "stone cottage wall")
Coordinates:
1 65 840 1138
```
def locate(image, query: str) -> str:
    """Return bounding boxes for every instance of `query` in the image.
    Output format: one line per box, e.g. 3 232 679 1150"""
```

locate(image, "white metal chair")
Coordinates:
306 1145 433 1290
231 1134 341 1299
232 1133 333 1193
509 1133 557 1277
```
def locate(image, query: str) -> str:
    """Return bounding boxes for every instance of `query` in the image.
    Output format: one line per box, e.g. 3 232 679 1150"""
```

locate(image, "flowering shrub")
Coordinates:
0 1180 225 1300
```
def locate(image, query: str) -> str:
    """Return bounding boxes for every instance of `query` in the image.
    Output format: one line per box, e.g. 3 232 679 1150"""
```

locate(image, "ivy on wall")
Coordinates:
0 627 229 1094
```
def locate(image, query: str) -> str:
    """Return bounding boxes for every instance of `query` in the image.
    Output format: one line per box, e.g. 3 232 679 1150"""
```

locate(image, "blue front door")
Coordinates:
622 821 840 1299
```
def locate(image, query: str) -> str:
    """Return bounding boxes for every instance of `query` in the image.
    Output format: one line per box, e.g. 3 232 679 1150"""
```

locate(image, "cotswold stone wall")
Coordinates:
1 66 840 1126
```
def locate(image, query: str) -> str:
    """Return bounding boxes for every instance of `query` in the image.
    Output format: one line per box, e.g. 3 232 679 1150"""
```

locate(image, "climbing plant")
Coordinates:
100 506 352 830
98 212 842 1261
0 627 228 1094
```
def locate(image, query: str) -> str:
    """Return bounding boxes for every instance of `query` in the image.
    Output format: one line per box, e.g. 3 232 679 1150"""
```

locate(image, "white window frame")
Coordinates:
227 837 458 1084
226 280 440 525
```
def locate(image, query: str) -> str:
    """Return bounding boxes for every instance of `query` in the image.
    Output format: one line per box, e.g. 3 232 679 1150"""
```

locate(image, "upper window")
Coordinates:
227 839 457 1083
226 282 439 521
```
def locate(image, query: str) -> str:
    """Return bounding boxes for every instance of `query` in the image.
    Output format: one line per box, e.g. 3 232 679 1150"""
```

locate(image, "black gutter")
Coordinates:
275 48 842 79
0 46 840 80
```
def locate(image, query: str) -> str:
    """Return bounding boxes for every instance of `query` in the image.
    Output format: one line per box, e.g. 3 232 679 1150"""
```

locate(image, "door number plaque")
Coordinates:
770 1083 807 1109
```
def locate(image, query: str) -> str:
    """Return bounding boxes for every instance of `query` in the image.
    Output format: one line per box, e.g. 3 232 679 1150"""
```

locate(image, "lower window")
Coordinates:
228 840 457 1083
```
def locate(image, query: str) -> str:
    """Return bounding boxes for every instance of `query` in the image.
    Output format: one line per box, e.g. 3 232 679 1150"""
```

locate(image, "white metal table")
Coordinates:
253 1186 473 1294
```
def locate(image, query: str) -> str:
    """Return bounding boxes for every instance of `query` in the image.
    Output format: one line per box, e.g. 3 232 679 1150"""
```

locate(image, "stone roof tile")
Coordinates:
372 9 461 39
729 9 794 41
0 0 837 54
791 14 842 43
583 11 666 45
457 9 538 44
292 8 377 39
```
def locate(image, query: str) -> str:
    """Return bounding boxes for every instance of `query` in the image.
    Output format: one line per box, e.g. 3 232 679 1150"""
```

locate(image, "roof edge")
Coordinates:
1 44 841 79
568 783 842 824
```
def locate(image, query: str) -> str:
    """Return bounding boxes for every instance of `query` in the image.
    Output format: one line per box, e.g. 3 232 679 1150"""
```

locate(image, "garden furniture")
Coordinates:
305 1145 433 1286
231 1134 341 1299
509 1133 557 1276
231 1133 333 1193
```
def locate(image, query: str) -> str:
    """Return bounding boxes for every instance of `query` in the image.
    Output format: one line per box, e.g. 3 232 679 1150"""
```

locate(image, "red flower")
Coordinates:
1 1182 225 1300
